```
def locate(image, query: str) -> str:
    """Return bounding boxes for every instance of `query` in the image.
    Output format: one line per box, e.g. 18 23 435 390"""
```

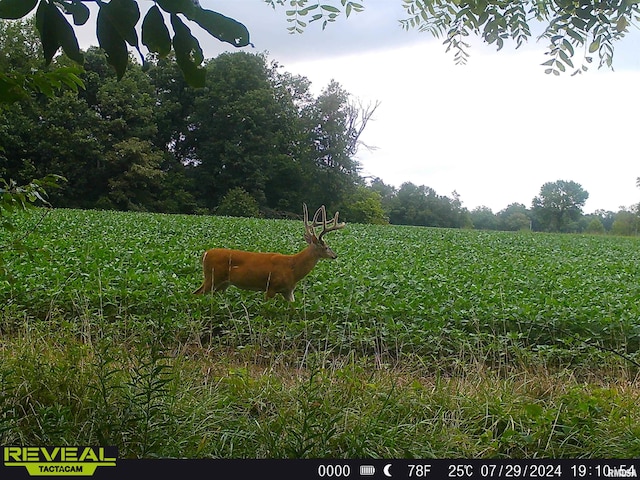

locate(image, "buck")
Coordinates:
193 204 345 301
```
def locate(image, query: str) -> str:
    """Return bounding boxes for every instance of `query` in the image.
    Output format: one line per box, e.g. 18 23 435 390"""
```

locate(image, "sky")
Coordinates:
77 1 640 214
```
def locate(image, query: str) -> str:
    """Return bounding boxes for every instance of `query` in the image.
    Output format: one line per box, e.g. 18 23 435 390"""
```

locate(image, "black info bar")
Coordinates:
2 456 638 480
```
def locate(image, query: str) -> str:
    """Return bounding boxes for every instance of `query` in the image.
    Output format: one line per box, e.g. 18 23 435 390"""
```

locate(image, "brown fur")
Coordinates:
192 242 337 301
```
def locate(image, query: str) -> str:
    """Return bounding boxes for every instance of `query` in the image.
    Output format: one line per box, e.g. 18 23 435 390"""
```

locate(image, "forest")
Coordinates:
1 19 639 234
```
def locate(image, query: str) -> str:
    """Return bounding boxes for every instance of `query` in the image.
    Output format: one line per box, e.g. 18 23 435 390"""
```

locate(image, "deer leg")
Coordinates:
284 290 295 302
192 268 213 294
265 289 278 300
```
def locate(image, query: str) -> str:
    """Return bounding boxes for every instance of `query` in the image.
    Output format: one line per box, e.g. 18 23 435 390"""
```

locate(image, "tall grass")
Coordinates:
1 208 640 457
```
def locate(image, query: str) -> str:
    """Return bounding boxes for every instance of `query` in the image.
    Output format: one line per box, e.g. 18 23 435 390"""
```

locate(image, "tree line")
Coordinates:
1 20 377 217
1 19 639 235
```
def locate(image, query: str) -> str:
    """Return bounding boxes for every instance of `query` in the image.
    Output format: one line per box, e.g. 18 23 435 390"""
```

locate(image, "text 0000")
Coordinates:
317 464 351 477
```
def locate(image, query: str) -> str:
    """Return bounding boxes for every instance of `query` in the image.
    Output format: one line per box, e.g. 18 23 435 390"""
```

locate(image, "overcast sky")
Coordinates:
79 1 640 213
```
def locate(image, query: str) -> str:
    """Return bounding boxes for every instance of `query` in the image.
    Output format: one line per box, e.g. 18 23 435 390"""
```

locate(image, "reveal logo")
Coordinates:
3 446 117 476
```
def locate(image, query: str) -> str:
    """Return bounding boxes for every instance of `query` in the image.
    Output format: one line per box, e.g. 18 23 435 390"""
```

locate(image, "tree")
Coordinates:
339 185 387 224
585 217 605 235
1 23 200 213
2 0 634 88
97 138 166 211
184 52 303 211
272 0 634 75
0 17 83 103
0 0 251 87
590 209 616 232
216 187 261 218
387 182 468 228
470 206 497 230
0 18 74 267
497 203 531 231
2 22 372 217
300 80 368 210
531 180 589 232
611 210 640 236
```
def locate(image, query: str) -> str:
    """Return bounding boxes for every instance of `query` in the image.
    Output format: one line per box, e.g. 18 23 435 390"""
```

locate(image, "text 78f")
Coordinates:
408 464 434 477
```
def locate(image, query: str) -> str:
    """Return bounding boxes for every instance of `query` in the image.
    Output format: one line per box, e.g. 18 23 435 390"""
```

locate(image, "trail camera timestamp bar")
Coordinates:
2 454 638 479
312 460 638 480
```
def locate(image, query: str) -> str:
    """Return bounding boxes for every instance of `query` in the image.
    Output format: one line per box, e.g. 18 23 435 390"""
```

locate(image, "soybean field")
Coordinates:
1 208 639 458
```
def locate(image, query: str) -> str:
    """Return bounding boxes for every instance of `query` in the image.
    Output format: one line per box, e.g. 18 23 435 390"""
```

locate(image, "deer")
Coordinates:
192 204 345 301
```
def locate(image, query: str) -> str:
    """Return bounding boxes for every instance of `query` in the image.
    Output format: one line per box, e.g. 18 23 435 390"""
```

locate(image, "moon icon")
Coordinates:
383 464 392 477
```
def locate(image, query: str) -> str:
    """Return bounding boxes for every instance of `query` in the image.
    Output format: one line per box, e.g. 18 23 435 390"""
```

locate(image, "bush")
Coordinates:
585 218 605 235
216 187 261 218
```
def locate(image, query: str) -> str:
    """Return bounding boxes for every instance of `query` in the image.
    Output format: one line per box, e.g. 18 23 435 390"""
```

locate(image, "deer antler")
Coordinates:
303 204 345 243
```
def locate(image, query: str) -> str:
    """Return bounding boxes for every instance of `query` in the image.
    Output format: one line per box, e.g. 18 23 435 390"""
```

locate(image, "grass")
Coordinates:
1 208 640 458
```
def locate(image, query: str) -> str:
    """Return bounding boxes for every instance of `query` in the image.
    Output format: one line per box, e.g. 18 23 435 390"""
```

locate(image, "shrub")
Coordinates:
216 187 260 218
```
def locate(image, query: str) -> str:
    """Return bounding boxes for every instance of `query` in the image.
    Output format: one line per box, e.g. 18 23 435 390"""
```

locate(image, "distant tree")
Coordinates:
585 218 605 235
300 80 376 210
216 187 261 218
531 180 589 232
497 203 531 231
368 177 396 200
339 185 387 224
388 183 433 226
591 209 616 232
387 182 467 227
470 206 497 230
611 210 640 236
183 52 302 211
97 138 166 211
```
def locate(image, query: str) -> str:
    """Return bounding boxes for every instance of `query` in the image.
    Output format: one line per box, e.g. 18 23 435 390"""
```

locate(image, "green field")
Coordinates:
1 208 640 458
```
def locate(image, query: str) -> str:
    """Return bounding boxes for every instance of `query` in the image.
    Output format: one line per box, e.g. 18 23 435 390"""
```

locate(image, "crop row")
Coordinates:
2 208 640 369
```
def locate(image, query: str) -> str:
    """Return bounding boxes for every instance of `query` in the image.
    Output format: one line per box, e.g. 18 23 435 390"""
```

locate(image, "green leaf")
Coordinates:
142 5 172 57
156 0 196 15
35 1 82 65
170 13 206 88
53 5 84 64
54 68 84 91
576 6 593 20
0 0 37 19
97 5 128 79
0 74 27 104
299 5 319 15
558 49 574 68
96 0 140 78
64 0 90 26
566 28 583 45
186 7 251 47
103 0 140 47
588 38 600 53
562 38 574 56
320 5 341 13
36 1 59 65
